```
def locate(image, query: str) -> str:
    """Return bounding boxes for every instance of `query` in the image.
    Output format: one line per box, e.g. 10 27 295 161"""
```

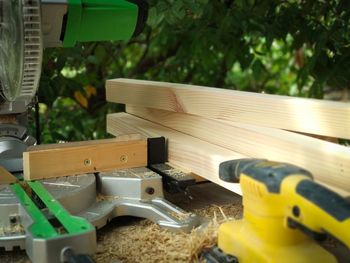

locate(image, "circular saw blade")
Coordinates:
0 0 42 104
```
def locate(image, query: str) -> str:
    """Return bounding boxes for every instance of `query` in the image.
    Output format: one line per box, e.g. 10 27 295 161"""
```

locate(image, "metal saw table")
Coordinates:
0 137 203 263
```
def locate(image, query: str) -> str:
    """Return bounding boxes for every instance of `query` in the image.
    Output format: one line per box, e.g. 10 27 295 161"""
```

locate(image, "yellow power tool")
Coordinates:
204 158 350 263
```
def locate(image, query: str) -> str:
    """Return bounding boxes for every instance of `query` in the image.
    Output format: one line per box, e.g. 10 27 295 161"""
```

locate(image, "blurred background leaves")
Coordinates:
32 0 350 143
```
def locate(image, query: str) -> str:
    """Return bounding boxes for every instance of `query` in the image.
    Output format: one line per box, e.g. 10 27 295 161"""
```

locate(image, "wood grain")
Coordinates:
23 138 147 180
28 135 143 151
126 105 350 195
0 166 17 184
107 113 246 195
106 78 350 139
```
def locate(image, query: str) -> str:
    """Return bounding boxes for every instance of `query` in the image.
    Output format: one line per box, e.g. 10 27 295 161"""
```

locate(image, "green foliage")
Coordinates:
34 0 350 143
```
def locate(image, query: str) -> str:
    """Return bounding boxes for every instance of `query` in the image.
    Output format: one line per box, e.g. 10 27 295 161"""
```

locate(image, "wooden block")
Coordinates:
24 138 147 180
106 78 350 139
0 166 17 184
107 113 246 195
126 106 350 195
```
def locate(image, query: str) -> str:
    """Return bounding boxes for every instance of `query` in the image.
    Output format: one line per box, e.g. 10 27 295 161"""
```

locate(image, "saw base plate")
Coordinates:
0 167 201 263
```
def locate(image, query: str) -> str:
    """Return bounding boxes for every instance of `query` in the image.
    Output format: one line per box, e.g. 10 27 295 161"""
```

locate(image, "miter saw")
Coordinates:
0 1 201 262
0 0 148 172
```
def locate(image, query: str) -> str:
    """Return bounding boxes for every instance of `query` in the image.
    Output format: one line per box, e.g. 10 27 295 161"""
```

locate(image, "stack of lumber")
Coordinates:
106 78 350 197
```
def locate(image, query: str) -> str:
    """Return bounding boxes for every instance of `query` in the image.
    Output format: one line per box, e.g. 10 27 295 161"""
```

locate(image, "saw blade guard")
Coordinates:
0 0 42 104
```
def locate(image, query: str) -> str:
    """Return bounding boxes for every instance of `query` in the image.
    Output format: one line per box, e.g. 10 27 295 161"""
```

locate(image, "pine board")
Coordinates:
106 78 350 139
107 113 246 195
23 138 147 180
0 166 17 184
126 105 350 195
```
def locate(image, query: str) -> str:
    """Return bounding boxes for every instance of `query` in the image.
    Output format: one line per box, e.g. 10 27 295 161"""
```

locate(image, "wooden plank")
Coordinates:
106 78 350 139
126 105 350 195
107 113 246 195
0 166 17 184
28 134 143 151
23 138 147 180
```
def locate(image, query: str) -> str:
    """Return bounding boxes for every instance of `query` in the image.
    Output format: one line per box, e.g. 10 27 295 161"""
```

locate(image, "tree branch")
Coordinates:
128 42 181 77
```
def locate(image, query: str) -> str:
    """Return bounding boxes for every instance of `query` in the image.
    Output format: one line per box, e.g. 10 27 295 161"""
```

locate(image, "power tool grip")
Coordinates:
219 159 312 193
296 180 350 222
289 179 350 248
219 159 265 183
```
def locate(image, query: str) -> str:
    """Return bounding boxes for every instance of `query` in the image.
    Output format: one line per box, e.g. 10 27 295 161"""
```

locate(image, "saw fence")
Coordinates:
106 78 350 198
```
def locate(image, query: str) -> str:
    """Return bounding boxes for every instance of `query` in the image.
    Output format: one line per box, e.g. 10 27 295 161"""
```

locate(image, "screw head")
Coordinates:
120 155 128 163
145 187 155 195
84 159 92 166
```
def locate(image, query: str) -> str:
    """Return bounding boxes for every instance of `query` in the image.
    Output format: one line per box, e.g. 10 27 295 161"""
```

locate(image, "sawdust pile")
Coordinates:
0 224 25 236
94 203 243 263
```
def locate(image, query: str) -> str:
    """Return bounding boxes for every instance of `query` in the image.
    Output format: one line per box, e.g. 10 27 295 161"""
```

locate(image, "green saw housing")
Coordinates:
63 0 148 47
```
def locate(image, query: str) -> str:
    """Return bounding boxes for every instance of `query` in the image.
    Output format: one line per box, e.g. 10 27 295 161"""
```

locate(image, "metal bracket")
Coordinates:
96 167 201 231
149 163 196 195
147 137 196 195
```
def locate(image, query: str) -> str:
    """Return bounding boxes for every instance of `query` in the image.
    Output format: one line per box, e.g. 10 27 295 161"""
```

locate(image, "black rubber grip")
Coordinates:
219 159 312 193
219 159 264 183
296 180 350 222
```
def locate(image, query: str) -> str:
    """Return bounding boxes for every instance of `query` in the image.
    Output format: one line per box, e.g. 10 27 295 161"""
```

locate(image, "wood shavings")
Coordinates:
0 224 25 236
0 251 29 263
164 168 186 179
139 171 158 178
96 194 120 202
168 211 191 221
93 203 243 263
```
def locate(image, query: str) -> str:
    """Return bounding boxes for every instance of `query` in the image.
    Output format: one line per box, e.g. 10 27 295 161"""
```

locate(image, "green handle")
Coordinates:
10 182 94 239
10 183 58 238
28 181 94 234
